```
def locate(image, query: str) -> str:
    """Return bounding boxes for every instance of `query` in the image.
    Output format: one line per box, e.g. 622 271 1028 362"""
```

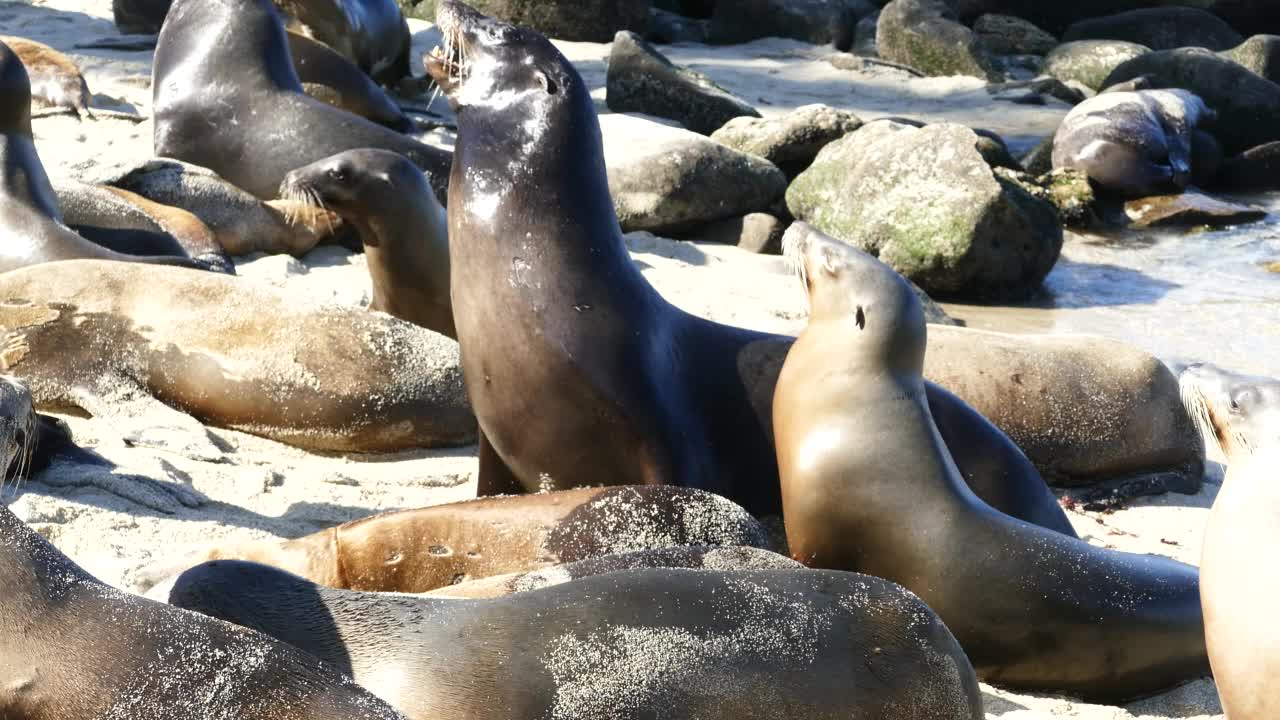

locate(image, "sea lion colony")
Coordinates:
0 0 1276 717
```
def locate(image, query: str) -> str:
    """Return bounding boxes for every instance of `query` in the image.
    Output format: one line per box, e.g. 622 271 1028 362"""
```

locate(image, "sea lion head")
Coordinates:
783 222 926 376
279 149 430 247
0 40 33 137
0 375 36 485
425 1 579 120
1179 363 1280 462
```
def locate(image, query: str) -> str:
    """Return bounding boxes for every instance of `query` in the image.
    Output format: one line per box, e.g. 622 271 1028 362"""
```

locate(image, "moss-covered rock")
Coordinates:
1044 40 1151 91
877 0 1001 80
973 14 1057 56
1062 7 1243 52
1221 34 1280 83
710 104 862 178
786 121 1062 300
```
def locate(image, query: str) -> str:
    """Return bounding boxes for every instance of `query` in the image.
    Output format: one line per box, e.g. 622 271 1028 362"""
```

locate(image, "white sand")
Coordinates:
4 1 1228 717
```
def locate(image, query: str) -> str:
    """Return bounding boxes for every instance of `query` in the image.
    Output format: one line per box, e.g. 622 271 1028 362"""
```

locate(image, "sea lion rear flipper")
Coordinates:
66 380 226 464
476 431 525 496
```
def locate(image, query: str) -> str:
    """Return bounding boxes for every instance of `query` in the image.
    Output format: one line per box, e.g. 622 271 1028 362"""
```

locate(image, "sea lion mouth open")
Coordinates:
1179 362 1280 462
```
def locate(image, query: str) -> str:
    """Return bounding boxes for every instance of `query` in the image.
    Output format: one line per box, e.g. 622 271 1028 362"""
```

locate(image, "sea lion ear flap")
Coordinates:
535 70 559 96
818 245 841 277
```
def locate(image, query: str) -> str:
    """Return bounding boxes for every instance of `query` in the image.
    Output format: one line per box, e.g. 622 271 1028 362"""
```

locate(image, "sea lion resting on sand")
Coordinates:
0 260 474 462
0 36 91 118
773 222 1207 701
137 486 776 594
0 506 409 720
170 560 985 720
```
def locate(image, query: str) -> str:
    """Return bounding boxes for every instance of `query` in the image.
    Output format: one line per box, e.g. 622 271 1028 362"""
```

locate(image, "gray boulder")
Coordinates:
399 0 648 41
877 0 1001 80
707 0 869 49
1103 47 1280 155
1124 190 1266 228
646 8 709 44
1062 8 1244 51
710 104 863 178
690 213 787 253
1221 35 1280 83
607 31 760 135
786 121 1062 300
1044 40 1151 91
973 14 1057 56
602 113 789 233
945 1 1270 36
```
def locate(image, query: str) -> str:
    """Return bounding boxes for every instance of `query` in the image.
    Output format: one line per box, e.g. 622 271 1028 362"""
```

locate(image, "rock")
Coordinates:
1261 259 1280 273
691 213 786 253
786 121 1063 300
606 31 759 135
646 8 709 44
707 0 866 49
912 284 960 326
1020 134 1056 175
854 11 879 56
1063 8 1244 52
1217 140 1280 189
826 52 924 76
1103 47 1280 155
973 14 1057 56
988 77 1086 105
1037 168 1101 228
972 129 1022 170
710 104 863 178
877 0 1001 80
946 1 1271 36
1221 35 1280 83
399 0 648 41
1124 190 1267 227
1044 40 1151 91
602 113 788 234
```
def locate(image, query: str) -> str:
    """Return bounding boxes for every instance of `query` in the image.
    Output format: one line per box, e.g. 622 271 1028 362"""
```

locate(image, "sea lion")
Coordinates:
0 41 201 274
925 325 1205 491
0 36 91 119
425 1 1074 534
286 31 413 131
1200 445 1280 719
773 222 1207 701
0 505 409 720
281 149 454 338
153 0 450 202
1179 362 1280 461
1052 89 1218 198
423 545 803 599
0 260 474 457
136 485 776 593
170 560 984 720
0 375 77 483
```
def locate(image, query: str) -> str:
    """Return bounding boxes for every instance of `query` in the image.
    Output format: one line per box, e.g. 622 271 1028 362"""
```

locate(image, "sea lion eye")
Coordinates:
328 167 347 182
485 24 505 42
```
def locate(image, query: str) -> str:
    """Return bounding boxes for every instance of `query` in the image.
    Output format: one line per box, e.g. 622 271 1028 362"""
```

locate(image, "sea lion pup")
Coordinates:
425 1 1073 534
136 485 776 593
170 560 984 720
1179 362 1280 462
0 36 92 119
774 222 1207 701
0 506 409 720
0 41 202 274
286 31 414 131
424 545 803 599
152 0 450 202
281 149 454 338
0 260 474 454
1052 89 1218 198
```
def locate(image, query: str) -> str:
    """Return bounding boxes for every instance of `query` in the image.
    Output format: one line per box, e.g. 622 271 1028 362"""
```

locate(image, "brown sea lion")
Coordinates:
425 1 1076 537
0 41 201 274
136 485 776 593
423 545 803 599
0 260 473 459
281 149 454 338
0 36 92 119
1179 362 1280 462
153 0 449 203
286 31 413 131
773 222 1207 701
170 560 985 720
0 505 409 720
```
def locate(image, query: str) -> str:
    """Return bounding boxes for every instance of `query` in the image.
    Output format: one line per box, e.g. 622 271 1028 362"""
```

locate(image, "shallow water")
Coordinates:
945 194 1280 377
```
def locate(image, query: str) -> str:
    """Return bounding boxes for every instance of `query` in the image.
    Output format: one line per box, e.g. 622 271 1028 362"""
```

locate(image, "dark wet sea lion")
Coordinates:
425 1 1074 533
286 31 413 131
1052 89 1216 198
171 560 984 720
1201 444 1280 719
773 222 1207 701
137 485 776 593
153 0 450 202
423 545 803 598
0 260 474 456
0 505 409 720
281 149 454 338
0 41 201 273
1179 362 1280 461
0 36 92 119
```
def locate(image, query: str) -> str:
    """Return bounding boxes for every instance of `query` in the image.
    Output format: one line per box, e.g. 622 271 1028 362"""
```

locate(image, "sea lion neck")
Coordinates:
155 0 302 100
0 136 61 220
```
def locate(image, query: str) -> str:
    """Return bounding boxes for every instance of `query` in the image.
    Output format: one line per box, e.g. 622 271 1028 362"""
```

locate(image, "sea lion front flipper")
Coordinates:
65 379 226 464
476 430 525 496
